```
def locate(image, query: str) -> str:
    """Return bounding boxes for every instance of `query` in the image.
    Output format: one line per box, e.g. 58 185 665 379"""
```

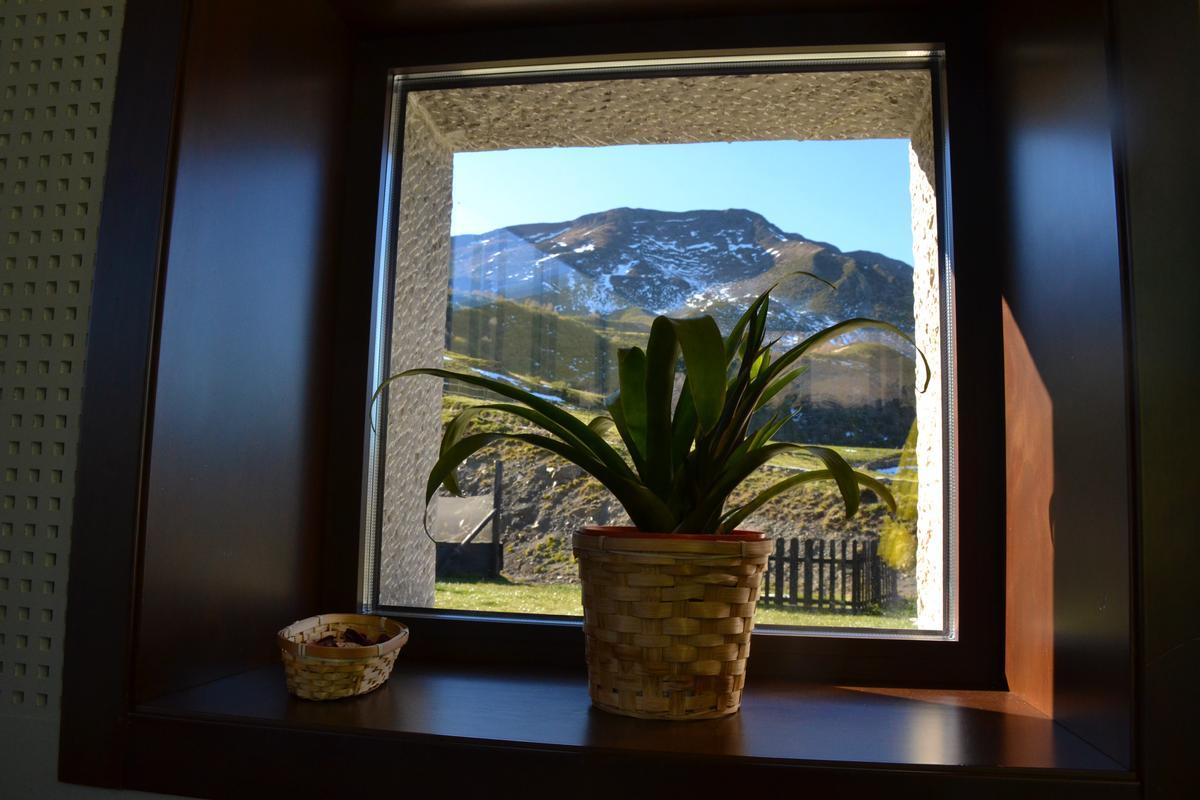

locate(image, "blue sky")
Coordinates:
450 139 915 264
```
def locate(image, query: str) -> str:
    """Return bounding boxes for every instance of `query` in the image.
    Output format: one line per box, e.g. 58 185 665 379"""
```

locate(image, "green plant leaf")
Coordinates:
788 270 838 291
724 291 771 362
756 366 809 411
644 317 682 495
388 270 928 537
383 368 634 479
722 272 836 363
670 381 698 468
749 348 770 381
723 410 784 469
435 402 620 497
437 405 490 496
741 295 771 370
751 409 800 450
675 441 801 531
607 395 647 478
718 469 896 534
798 445 862 518
613 347 648 459
665 316 726 433
676 439 864 532
425 431 675 531
587 415 616 437
710 302 775 461
763 317 932 393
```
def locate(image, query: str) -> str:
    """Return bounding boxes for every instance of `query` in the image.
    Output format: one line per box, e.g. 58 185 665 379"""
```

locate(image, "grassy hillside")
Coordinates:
450 296 914 387
434 393 918 594
447 298 624 399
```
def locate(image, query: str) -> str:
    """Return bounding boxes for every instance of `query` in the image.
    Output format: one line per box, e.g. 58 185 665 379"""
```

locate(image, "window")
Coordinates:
365 55 953 637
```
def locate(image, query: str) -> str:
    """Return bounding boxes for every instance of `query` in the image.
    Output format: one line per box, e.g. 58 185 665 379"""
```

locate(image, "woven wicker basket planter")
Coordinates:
277 614 409 701
573 525 771 720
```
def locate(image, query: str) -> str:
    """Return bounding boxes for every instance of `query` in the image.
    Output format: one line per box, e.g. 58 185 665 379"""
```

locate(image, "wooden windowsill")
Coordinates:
136 661 1130 776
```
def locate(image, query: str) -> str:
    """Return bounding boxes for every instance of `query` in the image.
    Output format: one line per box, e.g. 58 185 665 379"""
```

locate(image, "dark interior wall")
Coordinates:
989 0 1133 768
1110 1 1200 796
134 0 351 700
332 0 945 35
59 0 1166 787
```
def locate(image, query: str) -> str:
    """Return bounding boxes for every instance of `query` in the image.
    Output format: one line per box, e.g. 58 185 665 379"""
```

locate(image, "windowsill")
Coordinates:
136 660 1131 776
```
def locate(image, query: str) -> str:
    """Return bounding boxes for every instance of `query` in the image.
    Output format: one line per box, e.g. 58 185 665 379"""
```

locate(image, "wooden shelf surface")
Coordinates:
138 661 1130 775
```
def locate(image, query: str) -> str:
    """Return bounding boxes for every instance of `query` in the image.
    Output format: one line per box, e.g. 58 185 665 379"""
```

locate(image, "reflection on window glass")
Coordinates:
376 69 946 633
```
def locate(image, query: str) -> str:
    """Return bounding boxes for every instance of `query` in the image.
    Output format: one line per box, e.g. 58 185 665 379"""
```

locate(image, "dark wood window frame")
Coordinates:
353 45 1003 691
57 1 1152 797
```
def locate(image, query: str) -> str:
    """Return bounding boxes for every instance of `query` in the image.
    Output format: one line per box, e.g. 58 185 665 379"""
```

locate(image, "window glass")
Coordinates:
370 66 948 633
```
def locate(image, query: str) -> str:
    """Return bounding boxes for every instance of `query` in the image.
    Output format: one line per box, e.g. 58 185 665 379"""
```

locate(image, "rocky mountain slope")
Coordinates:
450 207 915 333
427 211 923 592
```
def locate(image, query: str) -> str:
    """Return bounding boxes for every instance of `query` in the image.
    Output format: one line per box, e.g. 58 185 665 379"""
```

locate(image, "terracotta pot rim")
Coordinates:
578 524 765 541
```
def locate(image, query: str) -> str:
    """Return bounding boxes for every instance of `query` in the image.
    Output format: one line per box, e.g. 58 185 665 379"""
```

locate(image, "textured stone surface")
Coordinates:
907 88 945 631
415 70 932 150
378 100 452 607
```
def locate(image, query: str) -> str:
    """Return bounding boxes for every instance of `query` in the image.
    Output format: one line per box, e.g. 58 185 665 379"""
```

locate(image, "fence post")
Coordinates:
803 539 813 609
826 540 833 608
851 541 861 612
830 538 838 610
763 547 771 602
827 539 837 610
788 538 799 605
833 538 842 609
868 537 878 606
868 541 880 606
840 540 848 609
492 460 504 577
774 538 785 605
817 539 825 609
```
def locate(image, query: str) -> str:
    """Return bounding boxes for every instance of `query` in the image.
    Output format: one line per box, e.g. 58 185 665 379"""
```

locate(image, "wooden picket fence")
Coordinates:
760 537 898 613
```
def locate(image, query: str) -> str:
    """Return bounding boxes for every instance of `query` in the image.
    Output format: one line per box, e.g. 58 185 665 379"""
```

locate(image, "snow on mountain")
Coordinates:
450 208 914 333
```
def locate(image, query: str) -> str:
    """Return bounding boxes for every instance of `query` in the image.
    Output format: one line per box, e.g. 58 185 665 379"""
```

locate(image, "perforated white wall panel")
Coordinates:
0 0 122 721
0 2 175 797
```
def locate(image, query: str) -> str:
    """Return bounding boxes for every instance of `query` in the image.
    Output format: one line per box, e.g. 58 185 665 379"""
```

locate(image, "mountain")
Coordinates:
449 207 915 334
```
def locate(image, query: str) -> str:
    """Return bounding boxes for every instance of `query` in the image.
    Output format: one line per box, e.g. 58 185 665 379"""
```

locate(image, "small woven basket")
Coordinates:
573 526 771 720
277 614 409 701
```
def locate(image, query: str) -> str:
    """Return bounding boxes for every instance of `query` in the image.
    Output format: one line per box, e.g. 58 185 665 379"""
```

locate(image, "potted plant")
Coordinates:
378 278 927 720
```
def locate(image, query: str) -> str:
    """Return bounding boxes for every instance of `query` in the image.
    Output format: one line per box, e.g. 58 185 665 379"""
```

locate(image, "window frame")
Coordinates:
354 46 1000 688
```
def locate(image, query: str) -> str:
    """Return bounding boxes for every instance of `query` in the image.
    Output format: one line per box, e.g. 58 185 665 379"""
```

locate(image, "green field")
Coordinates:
441 391 908 475
435 579 916 630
